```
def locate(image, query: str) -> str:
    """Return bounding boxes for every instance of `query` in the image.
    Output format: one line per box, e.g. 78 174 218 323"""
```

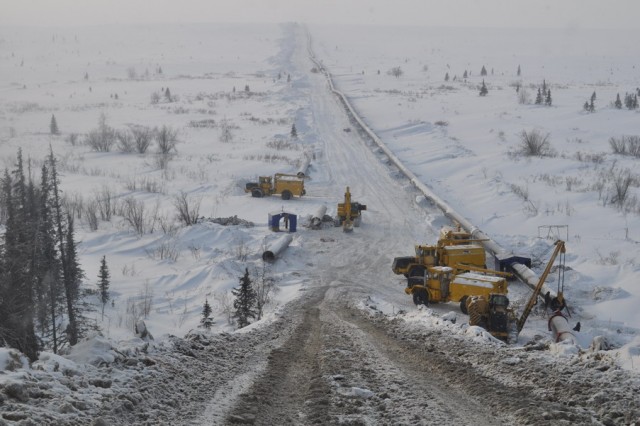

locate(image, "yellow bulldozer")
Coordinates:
245 173 305 200
335 187 366 232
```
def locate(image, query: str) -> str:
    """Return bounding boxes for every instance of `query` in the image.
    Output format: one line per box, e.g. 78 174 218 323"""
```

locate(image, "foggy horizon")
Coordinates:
1 0 639 30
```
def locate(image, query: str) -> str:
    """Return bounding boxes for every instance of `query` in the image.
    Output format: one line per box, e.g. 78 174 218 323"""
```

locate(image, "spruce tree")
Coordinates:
517 65 521 76
615 93 622 109
480 65 487 76
545 89 552 106
232 268 257 328
98 255 110 320
34 162 64 354
591 91 596 102
291 123 297 139
48 148 79 345
535 88 543 105
1 153 39 361
50 114 59 135
479 80 488 96
200 299 213 330
463 70 468 79
64 214 87 340
444 72 449 82
164 87 171 102
583 101 590 112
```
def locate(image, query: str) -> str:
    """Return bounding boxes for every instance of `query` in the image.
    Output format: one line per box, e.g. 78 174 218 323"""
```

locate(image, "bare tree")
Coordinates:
116 129 135 153
612 168 633 209
127 67 137 80
219 120 233 143
139 281 154 319
86 113 116 152
122 196 146 235
173 191 201 226
517 88 531 105
131 125 152 153
214 291 234 325
155 125 178 154
85 200 99 231
96 185 116 221
254 261 279 320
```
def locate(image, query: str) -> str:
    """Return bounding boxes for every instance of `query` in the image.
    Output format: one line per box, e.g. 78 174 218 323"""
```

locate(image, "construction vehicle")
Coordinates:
404 265 509 309
465 294 512 341
335 187 366 232
462 240 567 341
392 225 487 278
245 173 305 200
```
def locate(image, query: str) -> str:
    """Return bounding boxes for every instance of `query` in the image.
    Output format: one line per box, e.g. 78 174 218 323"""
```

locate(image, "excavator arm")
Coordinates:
516 240 566 333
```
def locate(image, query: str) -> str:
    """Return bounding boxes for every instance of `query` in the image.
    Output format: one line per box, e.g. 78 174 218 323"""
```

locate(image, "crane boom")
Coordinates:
516 240 566 333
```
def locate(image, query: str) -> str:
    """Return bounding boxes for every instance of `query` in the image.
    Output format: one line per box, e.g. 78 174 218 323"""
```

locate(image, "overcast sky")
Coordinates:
1 0 639 29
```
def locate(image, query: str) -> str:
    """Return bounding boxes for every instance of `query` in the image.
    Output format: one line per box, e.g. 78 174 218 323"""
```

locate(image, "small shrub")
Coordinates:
86 114 116 152
609 135 640 158
66 133 79 146
517 88 530 104
518 129 553 157
387 66 403 78
116 129 135 153
131 125 152 154
173 191 201 226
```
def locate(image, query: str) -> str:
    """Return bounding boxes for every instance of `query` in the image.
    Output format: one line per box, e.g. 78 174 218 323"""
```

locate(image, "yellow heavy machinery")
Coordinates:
405 265 509 310
463 240 567 341
245 173 305 200
335 187 366 232
392 225 487 278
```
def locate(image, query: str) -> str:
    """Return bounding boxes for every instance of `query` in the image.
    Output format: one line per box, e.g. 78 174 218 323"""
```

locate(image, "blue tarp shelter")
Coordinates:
268 211 297 232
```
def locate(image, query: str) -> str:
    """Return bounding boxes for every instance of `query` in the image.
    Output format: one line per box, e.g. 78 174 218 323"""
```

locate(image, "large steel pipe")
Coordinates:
262 234 293 262
548 312 577 344
297 155 312 178
310 205 327 229
306 30 555 301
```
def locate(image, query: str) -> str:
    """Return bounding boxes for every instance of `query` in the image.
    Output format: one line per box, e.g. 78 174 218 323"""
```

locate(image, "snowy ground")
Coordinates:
1 22 639 425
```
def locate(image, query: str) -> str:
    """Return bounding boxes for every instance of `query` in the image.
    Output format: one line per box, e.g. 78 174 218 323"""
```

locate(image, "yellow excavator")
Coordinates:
335 187 366 232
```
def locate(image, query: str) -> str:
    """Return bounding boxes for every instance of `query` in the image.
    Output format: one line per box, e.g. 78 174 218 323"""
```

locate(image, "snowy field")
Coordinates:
0 23 318 340
0 21 640 424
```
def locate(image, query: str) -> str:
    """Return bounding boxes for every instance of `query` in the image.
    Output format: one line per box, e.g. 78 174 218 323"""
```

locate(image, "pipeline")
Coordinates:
262 234 294 262
304 28 556 302
548 311 577 344
310 205 327 229
296 154 312 178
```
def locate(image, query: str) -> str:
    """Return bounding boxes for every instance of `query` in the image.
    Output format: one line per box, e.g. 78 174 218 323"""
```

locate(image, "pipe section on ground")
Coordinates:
296 155 312 178
262 234 293 262
310 205 327 229
305 29 555 302
548 311 577 344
